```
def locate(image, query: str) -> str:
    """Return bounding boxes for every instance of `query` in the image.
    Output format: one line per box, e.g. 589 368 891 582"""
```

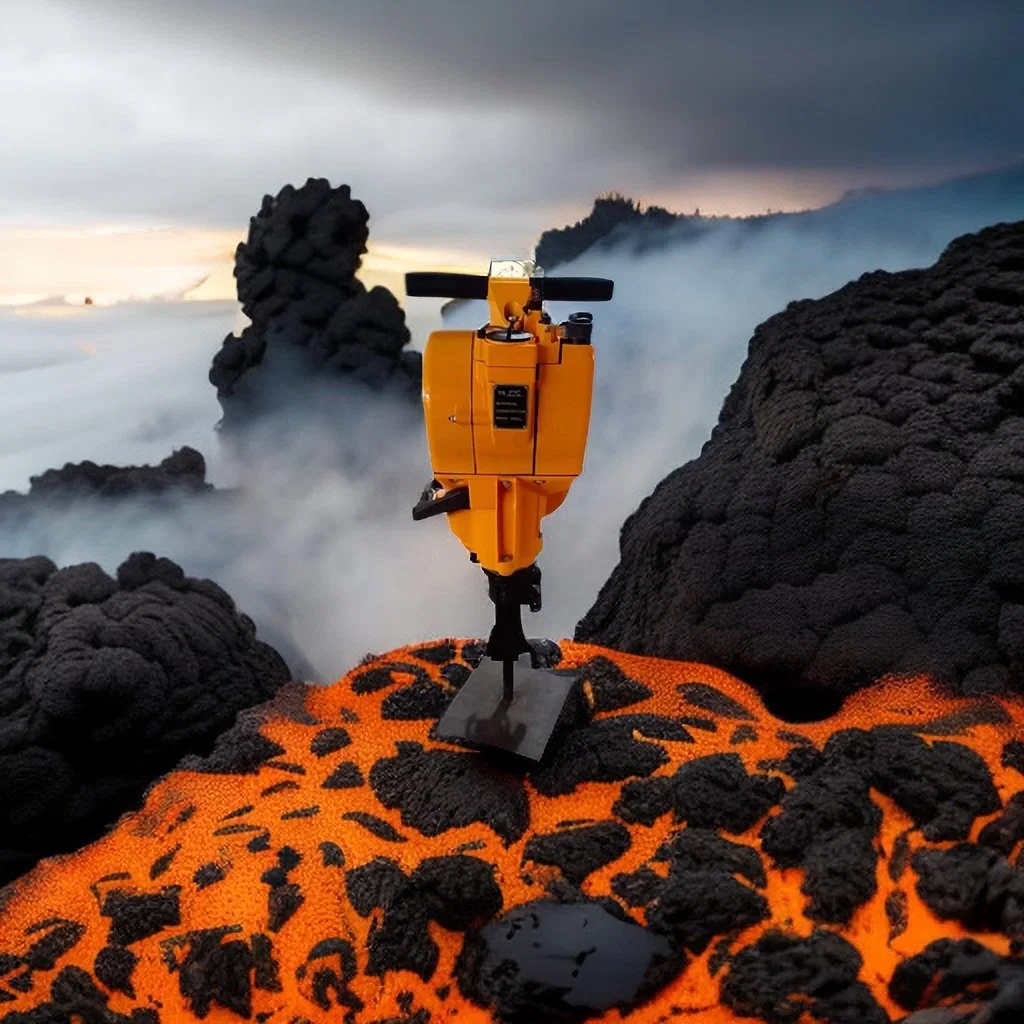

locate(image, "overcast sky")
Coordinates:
2 0 1023 294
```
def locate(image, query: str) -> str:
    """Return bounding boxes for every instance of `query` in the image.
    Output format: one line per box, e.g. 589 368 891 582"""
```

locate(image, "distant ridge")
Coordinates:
535 161 1024 270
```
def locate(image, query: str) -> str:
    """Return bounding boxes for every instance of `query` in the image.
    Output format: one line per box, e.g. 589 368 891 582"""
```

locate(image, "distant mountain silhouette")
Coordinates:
535 162 1024 269
535 193 687 269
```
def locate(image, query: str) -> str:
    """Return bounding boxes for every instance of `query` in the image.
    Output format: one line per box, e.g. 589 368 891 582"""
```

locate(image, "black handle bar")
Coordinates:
405 273 487 299
405 272 613 302
541 277 614 301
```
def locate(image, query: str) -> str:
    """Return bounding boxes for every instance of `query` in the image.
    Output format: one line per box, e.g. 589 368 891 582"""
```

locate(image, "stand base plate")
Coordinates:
431 654 576 761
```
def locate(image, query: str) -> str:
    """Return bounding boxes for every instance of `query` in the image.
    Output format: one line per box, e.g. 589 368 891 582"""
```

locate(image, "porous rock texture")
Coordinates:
1 639 1021 1022
208 179 421 431
578 221 1024 703
0 448 211 527
0 552 290 888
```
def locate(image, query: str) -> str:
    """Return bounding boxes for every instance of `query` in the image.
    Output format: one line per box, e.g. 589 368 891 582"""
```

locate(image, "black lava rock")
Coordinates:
345 855 502 982
368 741 530 845
0 447 211 528
720 928 889 1024
0 552 290 886
611 828 769 956
578 220 1024 700
523 821 633 887
209 178 421 431
758 725 1001 925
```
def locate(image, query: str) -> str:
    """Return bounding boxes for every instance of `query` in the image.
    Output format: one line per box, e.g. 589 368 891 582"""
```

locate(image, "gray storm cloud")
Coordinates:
2 0 1023 247
0 4 581 250
57 0 1024 171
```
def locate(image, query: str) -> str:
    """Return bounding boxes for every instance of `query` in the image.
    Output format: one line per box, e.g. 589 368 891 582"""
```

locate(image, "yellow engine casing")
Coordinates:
421 279 594 575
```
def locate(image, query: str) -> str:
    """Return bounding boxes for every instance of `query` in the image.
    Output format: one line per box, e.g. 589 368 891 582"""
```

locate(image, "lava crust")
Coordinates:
1 639 1021 1022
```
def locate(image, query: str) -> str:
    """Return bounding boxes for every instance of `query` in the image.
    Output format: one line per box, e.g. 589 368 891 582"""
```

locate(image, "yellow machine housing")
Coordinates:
421 269 594 574
407 260 613 761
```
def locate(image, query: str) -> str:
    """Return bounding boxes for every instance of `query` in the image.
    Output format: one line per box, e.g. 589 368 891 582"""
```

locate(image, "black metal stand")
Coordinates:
431 563 574 761
484 565 541 701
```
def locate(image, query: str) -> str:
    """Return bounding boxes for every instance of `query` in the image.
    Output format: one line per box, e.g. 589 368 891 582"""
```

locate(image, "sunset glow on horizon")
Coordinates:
0 174 879 310
0 224 502 309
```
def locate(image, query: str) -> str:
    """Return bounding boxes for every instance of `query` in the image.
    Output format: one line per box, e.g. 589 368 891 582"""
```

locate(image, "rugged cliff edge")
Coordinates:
578 221 1024 705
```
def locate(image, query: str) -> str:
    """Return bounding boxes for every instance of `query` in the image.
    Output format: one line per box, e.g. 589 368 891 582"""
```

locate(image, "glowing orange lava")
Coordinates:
0 641 1020 1022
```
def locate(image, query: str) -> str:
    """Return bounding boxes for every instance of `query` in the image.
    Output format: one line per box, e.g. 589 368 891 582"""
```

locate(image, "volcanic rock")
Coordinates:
578 220 1024 701
0 552 290 886
0 447 211 527
209 179 421 431
2 639 1022 1022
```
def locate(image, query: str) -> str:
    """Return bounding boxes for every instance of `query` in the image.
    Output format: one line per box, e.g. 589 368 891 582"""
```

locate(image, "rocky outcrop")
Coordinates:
0 552 290 886
0 448 210 525
209 179 421 431
578 221 1024 704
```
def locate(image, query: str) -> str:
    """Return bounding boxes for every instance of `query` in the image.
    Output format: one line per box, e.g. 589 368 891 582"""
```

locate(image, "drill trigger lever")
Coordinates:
412 481 471 521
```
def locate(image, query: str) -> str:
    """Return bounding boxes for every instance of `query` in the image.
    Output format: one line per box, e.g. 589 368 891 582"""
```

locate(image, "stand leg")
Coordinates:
484 565 542 706
430 564 570 761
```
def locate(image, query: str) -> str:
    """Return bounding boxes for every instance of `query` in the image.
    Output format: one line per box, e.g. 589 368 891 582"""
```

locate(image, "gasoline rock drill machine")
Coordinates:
406 259 614 760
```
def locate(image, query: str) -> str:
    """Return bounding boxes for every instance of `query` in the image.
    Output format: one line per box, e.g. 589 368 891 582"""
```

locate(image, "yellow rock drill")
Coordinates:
406 259 614 759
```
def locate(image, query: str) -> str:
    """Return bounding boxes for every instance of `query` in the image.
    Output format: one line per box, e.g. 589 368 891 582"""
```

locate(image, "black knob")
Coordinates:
562 311 593 344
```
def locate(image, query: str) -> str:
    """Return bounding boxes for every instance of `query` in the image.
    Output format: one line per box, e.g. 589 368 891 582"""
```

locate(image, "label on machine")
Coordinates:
492 384 529 429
